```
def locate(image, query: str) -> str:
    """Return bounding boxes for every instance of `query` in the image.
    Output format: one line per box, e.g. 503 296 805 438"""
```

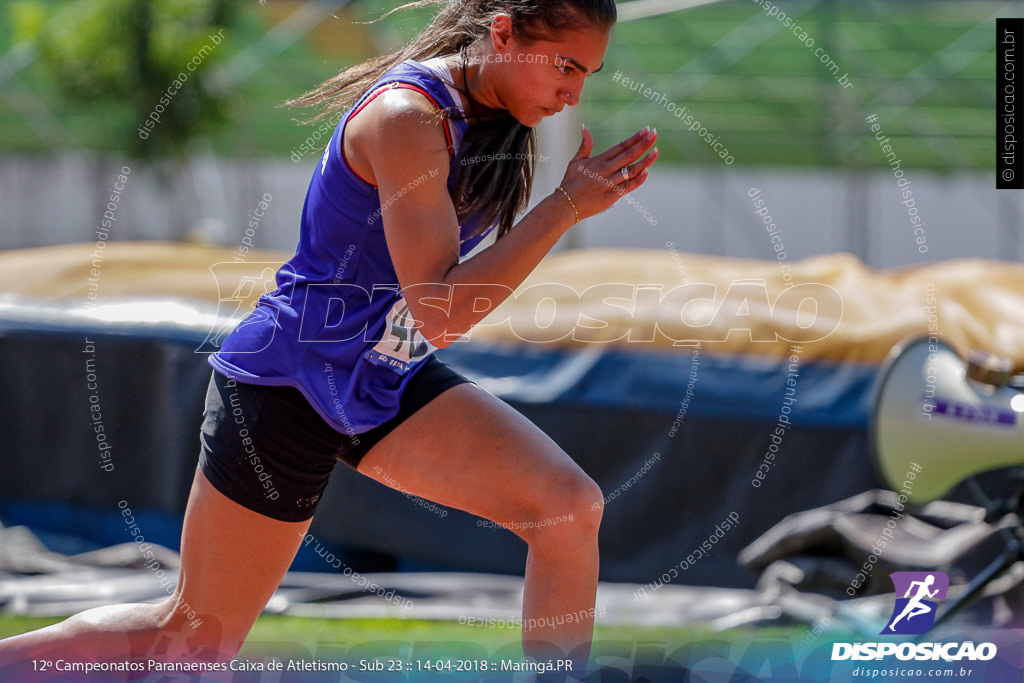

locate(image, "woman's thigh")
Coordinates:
356 382 602 532
0 468 311 664
170 467 312 654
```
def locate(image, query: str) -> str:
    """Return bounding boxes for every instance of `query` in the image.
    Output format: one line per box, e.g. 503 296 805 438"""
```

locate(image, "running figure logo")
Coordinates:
882 571 949 635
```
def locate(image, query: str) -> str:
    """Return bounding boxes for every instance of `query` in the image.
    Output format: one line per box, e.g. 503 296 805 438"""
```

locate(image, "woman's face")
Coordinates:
480 18 612 127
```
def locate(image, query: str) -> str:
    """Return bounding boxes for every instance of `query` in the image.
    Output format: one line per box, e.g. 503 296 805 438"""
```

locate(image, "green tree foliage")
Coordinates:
21 0 235 156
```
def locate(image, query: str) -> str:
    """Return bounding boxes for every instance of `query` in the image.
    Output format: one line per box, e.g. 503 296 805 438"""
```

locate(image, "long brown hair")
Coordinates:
288 0 616 240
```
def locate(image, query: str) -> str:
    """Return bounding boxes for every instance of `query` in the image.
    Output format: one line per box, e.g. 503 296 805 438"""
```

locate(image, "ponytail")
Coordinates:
289 0 616 240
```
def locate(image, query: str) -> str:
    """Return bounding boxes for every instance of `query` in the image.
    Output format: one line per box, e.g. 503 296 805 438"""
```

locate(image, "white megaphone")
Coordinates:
870 336 1024 505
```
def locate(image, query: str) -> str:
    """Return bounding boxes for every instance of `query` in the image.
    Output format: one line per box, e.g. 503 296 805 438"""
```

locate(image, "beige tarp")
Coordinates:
2 242 1021 365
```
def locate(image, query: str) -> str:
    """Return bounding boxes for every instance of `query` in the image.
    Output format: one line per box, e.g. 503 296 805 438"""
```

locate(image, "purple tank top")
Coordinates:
210 59 494 436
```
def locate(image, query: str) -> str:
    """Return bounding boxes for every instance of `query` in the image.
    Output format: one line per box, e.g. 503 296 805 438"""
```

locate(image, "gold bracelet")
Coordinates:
555 185 580 225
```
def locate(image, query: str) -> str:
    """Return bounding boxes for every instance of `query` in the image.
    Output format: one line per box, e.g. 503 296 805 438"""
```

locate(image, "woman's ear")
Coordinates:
489 13 514 52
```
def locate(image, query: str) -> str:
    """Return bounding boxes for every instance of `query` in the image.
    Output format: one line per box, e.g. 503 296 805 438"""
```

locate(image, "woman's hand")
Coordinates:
556 125 658 222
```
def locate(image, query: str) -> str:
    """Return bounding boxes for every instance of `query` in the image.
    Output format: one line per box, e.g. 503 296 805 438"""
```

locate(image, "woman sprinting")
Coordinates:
0 0 657 674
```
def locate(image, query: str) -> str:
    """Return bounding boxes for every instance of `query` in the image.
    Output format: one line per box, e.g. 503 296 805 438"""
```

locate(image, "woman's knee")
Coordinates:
565 472 604 526
520 465 604 543
15 601 182 661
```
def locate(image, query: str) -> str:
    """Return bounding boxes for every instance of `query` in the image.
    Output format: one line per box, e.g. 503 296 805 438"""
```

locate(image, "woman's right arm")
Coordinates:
346 88 658 348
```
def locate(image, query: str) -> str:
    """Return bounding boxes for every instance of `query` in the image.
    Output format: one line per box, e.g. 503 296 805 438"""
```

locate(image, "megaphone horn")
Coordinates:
870 336 1024 505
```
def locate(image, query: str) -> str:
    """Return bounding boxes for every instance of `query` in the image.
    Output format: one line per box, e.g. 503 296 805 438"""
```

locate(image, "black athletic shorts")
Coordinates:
198 355 473 522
